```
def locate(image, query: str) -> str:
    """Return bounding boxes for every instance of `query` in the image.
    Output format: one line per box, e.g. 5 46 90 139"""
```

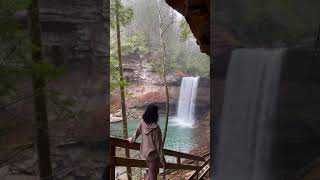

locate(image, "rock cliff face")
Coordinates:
39 0 107 65
195 77 210 118
272 49 320 179
37 0 108 139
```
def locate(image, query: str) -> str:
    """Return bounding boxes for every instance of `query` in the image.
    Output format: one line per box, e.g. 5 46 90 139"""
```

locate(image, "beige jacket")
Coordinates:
129 120 165 163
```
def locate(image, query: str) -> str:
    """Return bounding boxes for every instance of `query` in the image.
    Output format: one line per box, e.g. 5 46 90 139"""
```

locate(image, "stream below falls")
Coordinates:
110 116 202 156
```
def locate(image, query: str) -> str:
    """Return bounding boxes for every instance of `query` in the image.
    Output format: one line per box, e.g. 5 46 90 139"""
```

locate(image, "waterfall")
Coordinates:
174 77 199 128
214 49 285 180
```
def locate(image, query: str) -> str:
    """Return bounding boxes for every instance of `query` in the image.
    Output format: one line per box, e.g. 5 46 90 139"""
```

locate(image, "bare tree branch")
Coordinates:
0 94 35 110
0 143 34 166
161 20 178 37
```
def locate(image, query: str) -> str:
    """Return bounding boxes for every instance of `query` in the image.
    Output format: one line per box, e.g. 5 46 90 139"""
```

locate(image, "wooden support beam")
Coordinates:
188 158 210 180
198 167 210 179
110 144 115 180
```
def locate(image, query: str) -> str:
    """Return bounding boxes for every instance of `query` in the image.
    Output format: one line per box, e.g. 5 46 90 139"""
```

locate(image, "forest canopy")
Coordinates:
110 0 209 81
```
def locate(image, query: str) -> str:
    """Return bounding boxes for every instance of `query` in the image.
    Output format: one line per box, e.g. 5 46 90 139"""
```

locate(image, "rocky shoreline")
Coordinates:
110 107 143 123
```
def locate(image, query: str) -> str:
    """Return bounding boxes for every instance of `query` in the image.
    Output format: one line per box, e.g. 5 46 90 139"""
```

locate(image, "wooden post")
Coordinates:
196 161 199 179
177 156 181 178
110 144 116 180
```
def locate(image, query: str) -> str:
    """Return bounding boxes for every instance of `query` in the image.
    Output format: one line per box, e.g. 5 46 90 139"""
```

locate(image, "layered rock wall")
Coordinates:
39 0 107 66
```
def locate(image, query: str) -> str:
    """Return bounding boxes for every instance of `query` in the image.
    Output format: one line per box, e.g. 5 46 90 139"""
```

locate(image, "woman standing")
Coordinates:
128 103 166 180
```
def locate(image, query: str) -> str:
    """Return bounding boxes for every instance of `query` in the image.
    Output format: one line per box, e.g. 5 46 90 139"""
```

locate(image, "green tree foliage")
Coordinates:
179 19 192 42
110 0 135 178
110 0 135 94
185 53 210 76
128 0 162 50
111 0 209 82
110 0 133 29
149 38 210 77
165 43 210 77
110 32 147 93
122 33 147 55
125 0 209 77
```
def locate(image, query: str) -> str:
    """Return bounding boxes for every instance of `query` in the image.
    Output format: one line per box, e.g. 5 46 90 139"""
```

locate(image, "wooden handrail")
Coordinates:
110 137 206 161
110 137 209 180
113 157 201 170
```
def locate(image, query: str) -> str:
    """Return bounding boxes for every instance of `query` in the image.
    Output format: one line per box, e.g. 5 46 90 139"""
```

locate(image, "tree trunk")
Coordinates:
161 43 170 147
30 0 53 179
114 0 132 179
153 0 170 146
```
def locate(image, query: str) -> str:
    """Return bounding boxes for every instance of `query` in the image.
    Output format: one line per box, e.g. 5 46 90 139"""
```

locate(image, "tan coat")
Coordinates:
129 120 165 163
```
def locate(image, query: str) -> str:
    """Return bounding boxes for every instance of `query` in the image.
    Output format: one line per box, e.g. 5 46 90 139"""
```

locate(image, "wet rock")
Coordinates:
110 115 122 123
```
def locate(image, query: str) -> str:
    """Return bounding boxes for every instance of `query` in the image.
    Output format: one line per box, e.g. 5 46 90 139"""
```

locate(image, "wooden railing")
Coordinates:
110 137 210 180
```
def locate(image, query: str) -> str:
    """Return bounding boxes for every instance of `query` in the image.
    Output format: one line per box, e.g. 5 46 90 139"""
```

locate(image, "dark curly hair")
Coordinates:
142 103 159 124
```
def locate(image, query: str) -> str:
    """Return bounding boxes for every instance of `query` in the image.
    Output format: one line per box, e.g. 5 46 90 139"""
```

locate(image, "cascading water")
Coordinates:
174 77 199 128
214 49 285 180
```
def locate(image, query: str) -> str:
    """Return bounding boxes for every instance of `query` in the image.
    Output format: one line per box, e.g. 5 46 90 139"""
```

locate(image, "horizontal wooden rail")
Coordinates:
110 137 209 180
110 137 205 161
113 157 201 170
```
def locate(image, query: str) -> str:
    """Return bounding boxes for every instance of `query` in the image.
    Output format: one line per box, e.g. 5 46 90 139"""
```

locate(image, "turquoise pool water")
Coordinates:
110 116 201 154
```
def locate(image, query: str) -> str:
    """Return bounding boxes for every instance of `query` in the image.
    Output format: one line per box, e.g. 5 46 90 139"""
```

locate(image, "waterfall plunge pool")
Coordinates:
111 76 203 163
110 116 202 155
